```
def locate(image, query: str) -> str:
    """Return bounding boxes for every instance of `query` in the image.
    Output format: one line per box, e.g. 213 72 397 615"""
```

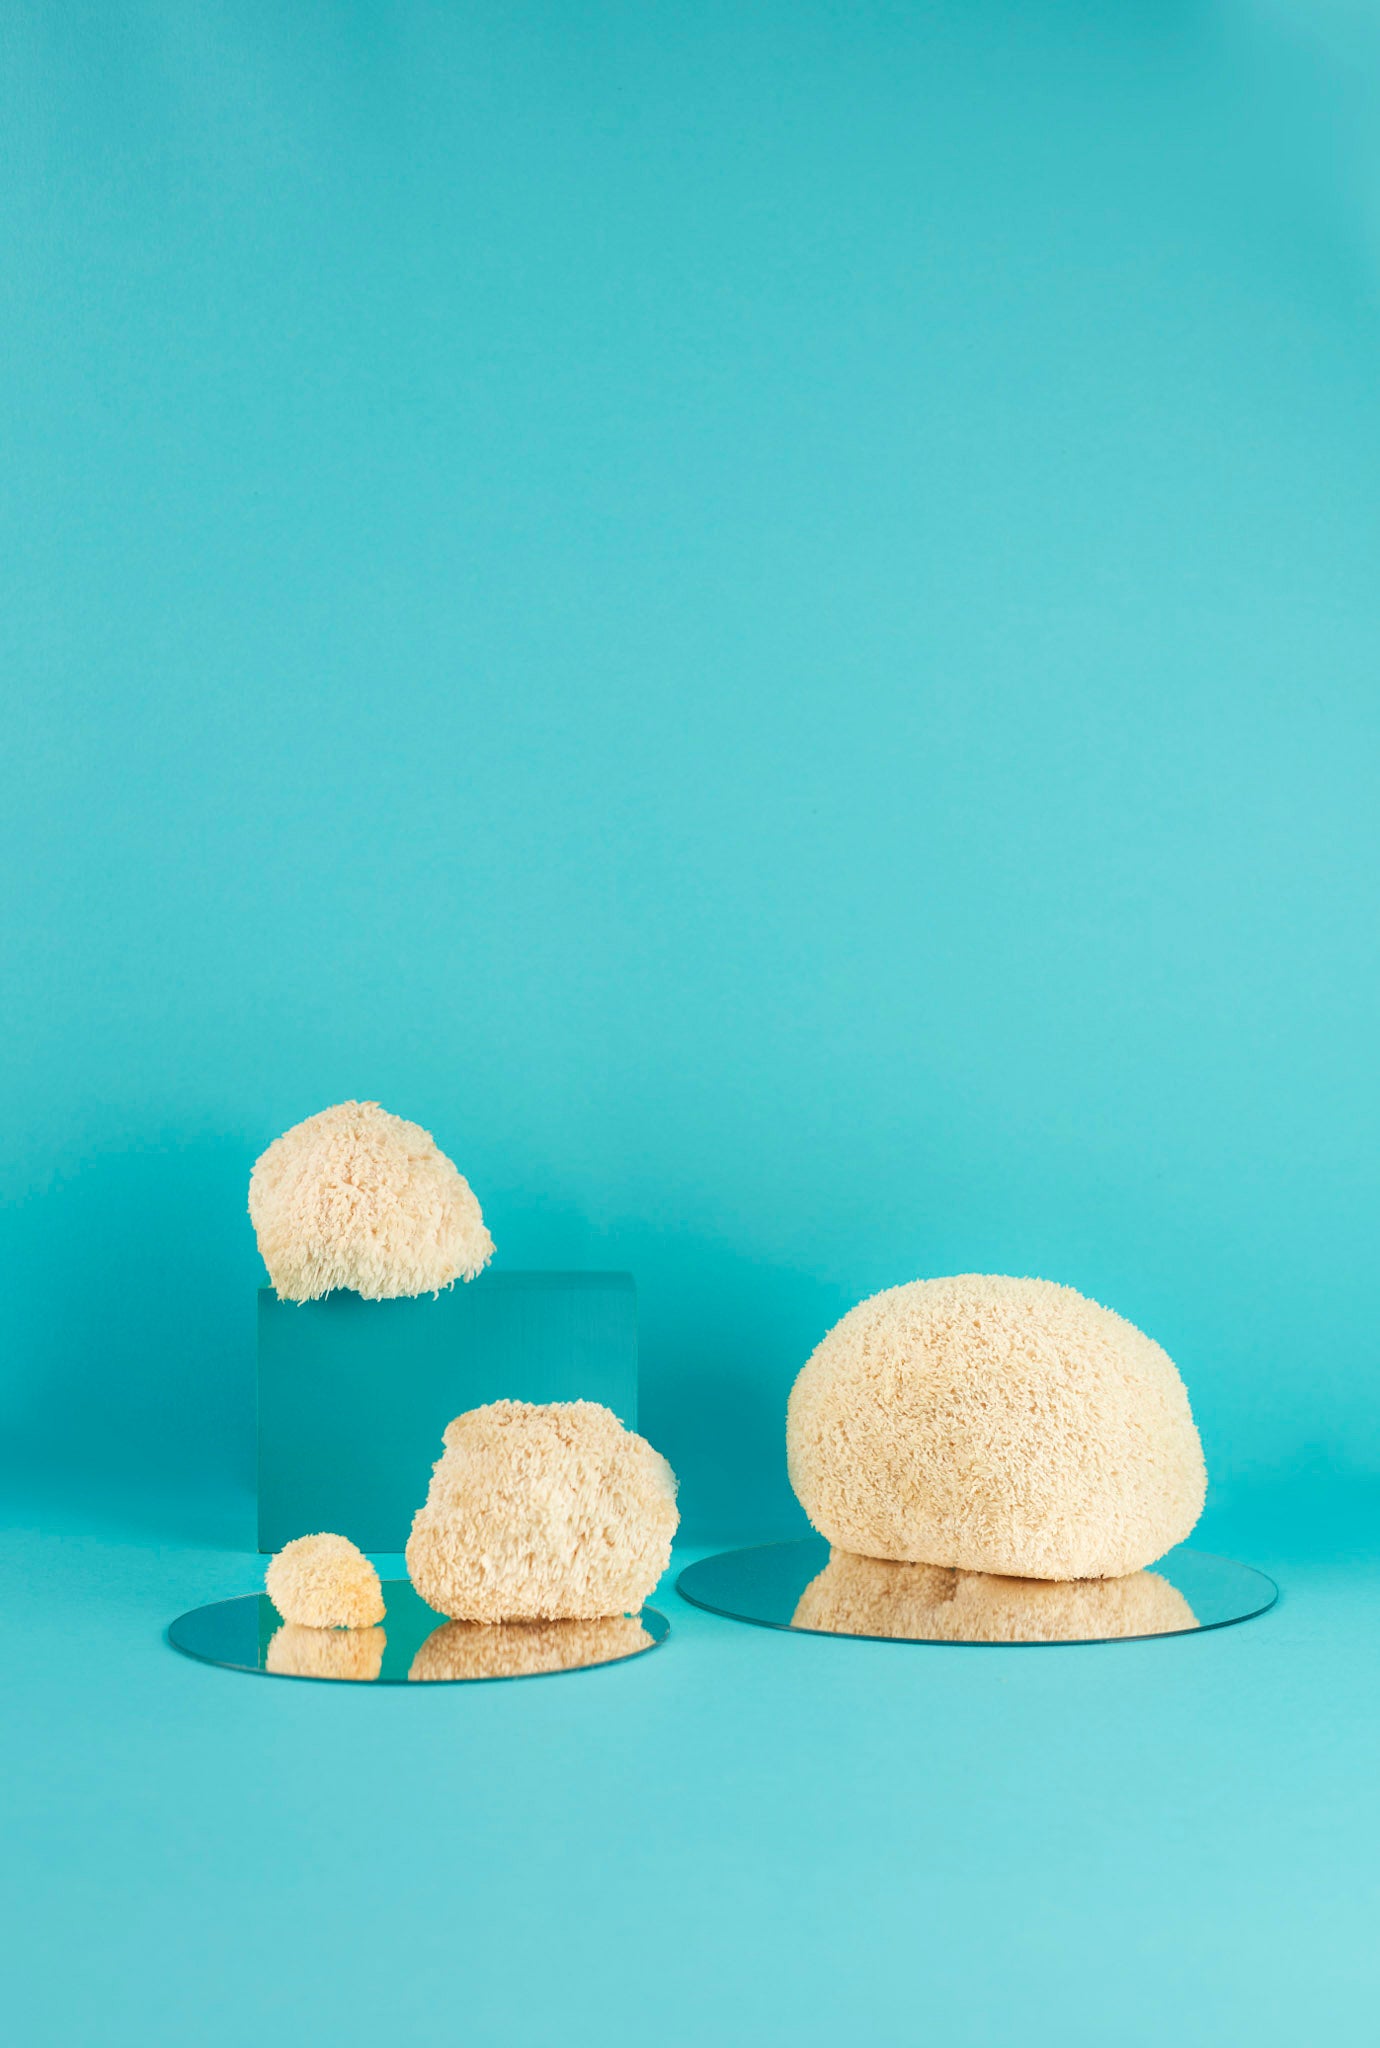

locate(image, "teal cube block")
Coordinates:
256 1271 637 1553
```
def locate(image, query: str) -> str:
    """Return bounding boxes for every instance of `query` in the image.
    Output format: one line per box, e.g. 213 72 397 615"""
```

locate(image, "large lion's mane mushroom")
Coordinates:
248 1100 494 1302
406 1400 678 1623
787 1275 1206 1581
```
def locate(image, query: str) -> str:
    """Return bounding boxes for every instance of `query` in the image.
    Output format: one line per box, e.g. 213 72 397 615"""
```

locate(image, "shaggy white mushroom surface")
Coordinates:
248 1100 494 1302
786 1274 1206 1580
265 1532 385 1629
406 1400 678 1622
792 1549 1197 1642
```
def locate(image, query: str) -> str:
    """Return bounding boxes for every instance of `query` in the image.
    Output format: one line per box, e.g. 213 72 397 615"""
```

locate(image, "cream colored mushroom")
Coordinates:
265 1532 385 1628
249 1100 493 1302
406 1400 678 1622
787 1275 1206 1579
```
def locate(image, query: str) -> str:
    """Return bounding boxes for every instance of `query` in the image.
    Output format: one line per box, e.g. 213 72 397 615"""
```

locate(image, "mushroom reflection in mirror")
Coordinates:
266 1622 388 1679
409 1613 652 1681
793 1549 1198 1643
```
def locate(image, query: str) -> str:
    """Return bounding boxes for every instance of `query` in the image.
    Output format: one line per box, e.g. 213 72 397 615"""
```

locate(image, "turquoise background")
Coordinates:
3 6 1380 2041
5 0 1380 1540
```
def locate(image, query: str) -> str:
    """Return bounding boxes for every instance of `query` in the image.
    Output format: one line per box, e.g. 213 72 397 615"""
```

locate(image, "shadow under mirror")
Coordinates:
677 1539 1276 1646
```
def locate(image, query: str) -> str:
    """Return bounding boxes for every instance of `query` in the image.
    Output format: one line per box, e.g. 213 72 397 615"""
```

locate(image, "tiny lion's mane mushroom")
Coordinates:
265 1533 385 1629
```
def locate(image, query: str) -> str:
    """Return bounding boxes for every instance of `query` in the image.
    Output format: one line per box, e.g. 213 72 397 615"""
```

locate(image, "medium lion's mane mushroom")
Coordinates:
248 1100 493 1302
406 1400 679 1623
787 1275 1206 1581
265 1533 385 1629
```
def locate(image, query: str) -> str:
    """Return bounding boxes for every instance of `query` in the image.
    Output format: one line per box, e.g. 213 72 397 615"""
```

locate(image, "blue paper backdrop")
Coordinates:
4 0 1379 1539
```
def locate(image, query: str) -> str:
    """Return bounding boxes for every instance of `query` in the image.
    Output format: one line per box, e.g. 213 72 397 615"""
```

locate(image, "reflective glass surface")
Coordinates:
678 1541 1275 1645
169 1580 669 1682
